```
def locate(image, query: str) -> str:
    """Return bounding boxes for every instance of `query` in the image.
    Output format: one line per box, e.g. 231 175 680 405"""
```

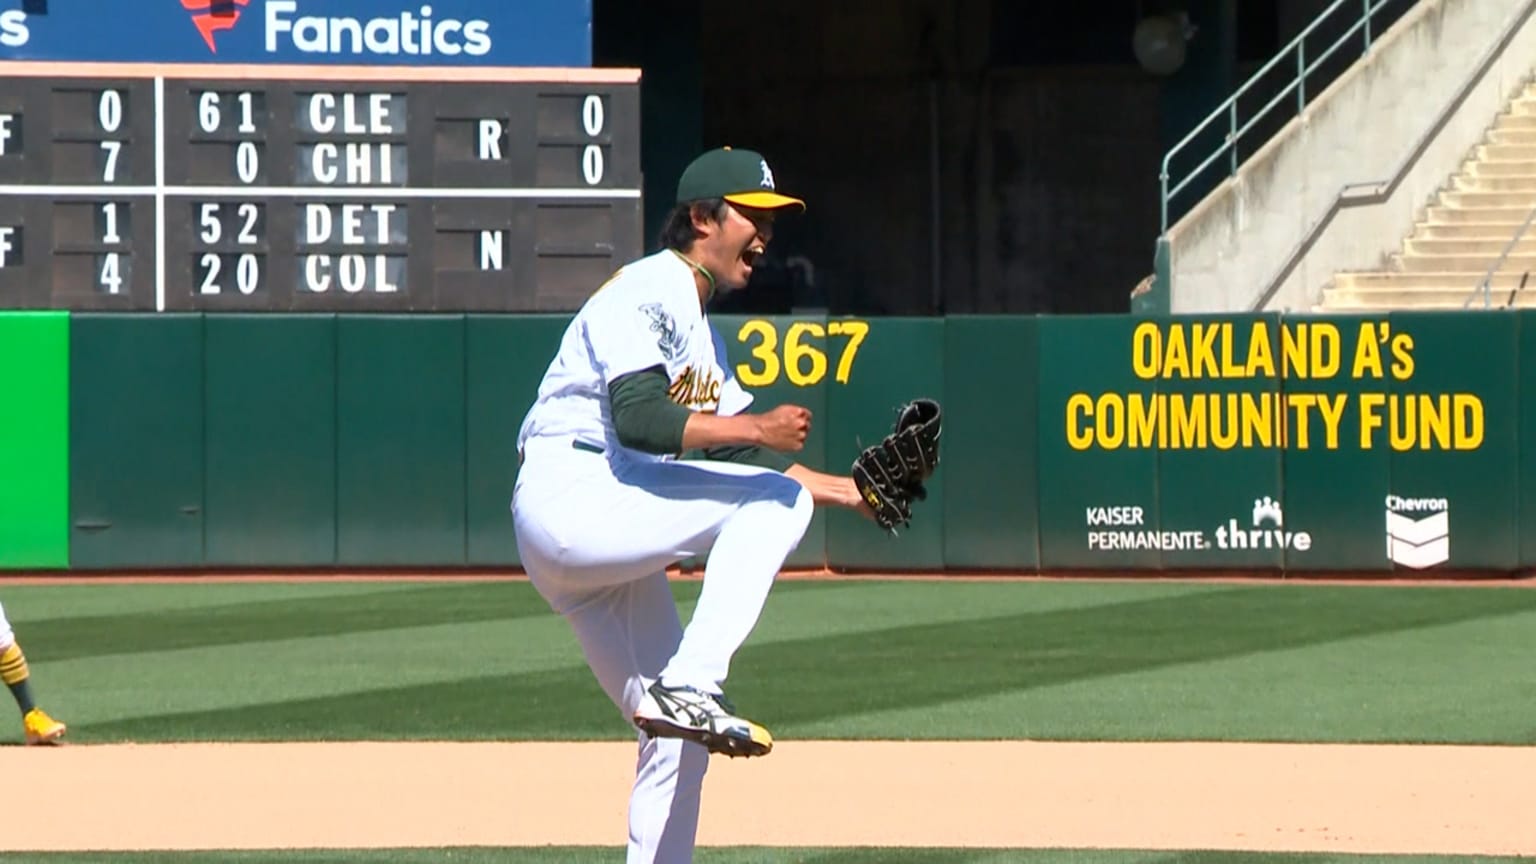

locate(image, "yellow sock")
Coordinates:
0 643 36 714
0 644 26 686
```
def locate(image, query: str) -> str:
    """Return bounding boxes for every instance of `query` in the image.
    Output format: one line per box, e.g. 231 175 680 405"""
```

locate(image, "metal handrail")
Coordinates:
1158 0 1402 233
1463 203 1536 308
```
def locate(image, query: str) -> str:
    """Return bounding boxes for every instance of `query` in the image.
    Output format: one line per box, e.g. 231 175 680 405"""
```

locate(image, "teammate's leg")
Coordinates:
527 571 709 864
0 601 66 745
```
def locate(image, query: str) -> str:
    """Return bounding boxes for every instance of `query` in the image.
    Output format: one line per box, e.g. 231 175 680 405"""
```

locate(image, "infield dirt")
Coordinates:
3 740 1531 855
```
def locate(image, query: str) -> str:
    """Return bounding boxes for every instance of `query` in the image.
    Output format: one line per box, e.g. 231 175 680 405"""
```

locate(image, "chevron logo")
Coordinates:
1384 496 1449 569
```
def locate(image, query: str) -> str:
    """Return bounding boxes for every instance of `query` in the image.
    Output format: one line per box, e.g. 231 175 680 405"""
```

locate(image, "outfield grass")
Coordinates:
18 848 1535 863
2 578 1533 745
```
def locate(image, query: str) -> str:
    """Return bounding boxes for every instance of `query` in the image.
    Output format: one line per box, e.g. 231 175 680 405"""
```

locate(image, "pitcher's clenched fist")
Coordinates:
756 404 811 451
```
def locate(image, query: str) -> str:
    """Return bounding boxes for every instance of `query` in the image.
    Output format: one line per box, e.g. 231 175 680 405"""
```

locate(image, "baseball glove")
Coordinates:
851 398 942 535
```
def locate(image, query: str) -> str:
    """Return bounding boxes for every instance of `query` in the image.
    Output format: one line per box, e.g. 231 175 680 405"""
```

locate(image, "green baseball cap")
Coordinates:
675 146 806 211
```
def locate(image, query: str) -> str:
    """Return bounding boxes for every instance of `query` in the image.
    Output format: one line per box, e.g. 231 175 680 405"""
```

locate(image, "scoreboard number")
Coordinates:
98 253 123 294
582 94 604 185
0 63 642 311
100 202 122 244
197 252 262 296
98 89 125 183
198 202 263 245
94 200 130 294
197 91 258 135
98 89 123 131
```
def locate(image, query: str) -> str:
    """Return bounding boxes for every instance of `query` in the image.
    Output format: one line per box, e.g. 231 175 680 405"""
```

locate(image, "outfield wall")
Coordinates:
2 310 1529 575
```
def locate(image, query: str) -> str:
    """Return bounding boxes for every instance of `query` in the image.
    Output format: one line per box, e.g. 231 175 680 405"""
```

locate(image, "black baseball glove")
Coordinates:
851 398 942 535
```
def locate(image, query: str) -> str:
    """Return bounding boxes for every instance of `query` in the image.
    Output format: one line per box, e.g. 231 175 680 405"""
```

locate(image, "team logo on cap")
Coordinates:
759 159 775 189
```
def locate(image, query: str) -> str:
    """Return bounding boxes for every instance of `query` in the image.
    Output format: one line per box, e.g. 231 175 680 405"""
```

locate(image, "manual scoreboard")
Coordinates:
0 62 642 311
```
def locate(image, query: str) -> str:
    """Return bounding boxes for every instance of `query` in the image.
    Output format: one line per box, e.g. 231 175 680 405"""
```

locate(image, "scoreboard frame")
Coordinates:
0 61 643 312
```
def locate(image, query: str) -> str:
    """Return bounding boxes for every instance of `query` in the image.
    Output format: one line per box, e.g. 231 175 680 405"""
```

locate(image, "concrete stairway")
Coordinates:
1320 81 1536 311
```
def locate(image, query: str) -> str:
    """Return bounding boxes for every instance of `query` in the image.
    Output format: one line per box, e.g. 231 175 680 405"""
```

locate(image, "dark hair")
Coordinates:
658 198 729 252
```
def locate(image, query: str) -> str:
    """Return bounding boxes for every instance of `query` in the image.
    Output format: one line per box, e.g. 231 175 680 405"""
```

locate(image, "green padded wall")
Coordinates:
70 315 205 569
38 309 1536 576
941 316 1039 569
1523 311 1536 568
1385 311 1518 571
204 315 338 567
336 316 467 566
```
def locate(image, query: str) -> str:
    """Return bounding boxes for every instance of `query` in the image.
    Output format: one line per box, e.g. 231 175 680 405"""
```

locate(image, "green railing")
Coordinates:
1158 0 1406 235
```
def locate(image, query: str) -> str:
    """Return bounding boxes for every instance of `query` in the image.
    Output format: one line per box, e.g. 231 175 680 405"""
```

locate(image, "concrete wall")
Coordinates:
1166 0 1536 313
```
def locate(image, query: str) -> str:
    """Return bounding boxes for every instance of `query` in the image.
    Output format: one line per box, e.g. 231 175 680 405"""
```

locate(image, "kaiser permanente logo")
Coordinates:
1084 495 1311 553
183 0 493 56
1385 495 1450 569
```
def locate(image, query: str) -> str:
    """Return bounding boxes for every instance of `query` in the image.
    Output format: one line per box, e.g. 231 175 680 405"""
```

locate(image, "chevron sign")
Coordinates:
1384 496 1450 569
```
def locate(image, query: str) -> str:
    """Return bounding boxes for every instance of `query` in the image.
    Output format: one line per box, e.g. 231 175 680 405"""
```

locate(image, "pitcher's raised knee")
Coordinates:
742 471 814 537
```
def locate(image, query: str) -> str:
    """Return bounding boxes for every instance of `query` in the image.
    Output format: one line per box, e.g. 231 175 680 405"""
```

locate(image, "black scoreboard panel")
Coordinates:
0 66 643 311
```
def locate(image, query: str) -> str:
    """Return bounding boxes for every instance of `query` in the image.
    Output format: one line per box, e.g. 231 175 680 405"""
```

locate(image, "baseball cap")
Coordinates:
675 146 806 211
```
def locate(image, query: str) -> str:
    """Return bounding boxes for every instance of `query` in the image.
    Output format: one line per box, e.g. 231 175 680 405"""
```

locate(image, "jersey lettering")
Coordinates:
668 366 724 409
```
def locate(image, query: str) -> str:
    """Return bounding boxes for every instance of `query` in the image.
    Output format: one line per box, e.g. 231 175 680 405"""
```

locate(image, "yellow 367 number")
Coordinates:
735 319 869 387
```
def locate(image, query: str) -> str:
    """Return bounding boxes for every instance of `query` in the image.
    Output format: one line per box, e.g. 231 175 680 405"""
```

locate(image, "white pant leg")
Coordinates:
534 574 708 864
514 441 814 864
0 600 13 652
515 441 814 693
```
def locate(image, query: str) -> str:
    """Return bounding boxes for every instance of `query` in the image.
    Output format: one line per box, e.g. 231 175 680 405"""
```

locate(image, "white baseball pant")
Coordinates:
512 435 814 864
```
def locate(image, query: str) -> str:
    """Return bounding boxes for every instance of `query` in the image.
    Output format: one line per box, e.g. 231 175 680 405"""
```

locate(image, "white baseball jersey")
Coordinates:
516 249 754 461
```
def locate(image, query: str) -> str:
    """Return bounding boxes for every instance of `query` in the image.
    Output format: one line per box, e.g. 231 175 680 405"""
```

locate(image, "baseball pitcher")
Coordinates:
511 146 939 864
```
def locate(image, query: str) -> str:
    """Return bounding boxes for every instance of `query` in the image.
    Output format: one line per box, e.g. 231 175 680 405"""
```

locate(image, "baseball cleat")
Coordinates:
633 682 773 758
23 708 66 746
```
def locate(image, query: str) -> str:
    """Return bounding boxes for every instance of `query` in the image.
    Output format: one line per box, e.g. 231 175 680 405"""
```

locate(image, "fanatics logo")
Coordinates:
181 0 252 53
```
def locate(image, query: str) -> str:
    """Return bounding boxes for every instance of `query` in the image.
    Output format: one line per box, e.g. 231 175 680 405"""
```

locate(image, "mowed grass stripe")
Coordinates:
0 581 446 619
17 580 1216 725
16 581 1234 742
16 849 1534 863
725 583 1536 735
14 583 559 661
740 585 1536 744
780 602 1536 742
8 581 1536 744
26 581 1195 735
44 617 579 726
7 579 1218 659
